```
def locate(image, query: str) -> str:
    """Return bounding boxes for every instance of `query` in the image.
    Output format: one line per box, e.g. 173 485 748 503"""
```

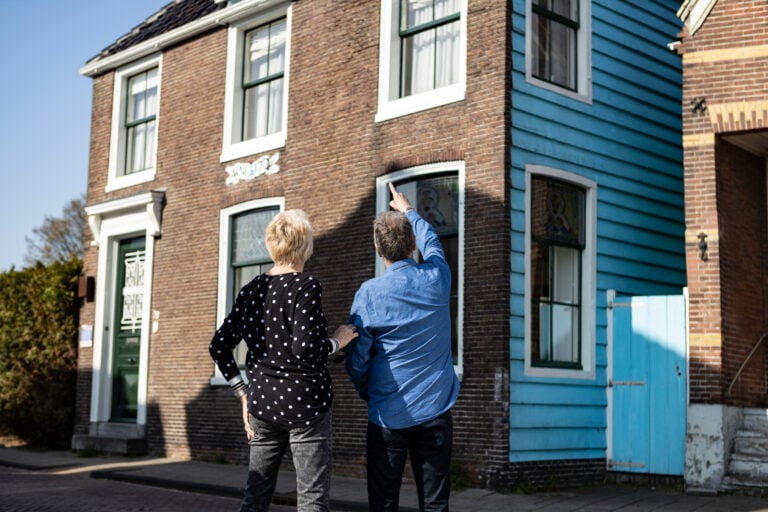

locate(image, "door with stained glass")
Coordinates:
110 236 146 422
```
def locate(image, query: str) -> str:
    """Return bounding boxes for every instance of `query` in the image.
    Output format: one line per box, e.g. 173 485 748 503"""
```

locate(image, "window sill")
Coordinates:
220 132 286 164
105 168 156 192
375 84 465 123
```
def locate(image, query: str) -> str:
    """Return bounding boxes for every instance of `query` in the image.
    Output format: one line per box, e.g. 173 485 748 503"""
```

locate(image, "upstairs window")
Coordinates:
107 55 161 192
400 0 461 97
125 69 158 175
242 18 286 141
222 7 291 163
526 0 591 101
376 0 467 122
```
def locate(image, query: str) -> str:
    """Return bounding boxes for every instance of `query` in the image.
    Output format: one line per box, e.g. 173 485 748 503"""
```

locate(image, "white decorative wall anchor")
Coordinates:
225 153 280 185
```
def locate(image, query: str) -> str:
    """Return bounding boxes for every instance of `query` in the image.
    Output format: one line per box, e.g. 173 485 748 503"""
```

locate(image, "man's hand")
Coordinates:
389 182 413 213
241 395 255 440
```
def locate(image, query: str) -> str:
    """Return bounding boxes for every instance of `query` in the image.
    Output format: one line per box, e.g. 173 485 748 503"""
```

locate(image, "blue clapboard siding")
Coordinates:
509 0 686 463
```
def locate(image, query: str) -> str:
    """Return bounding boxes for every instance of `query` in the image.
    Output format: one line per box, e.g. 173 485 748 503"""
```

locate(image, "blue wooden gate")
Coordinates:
609 294 687 475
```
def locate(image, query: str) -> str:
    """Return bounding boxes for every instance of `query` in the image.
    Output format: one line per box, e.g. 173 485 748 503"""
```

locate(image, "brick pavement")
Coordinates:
2 447 768 511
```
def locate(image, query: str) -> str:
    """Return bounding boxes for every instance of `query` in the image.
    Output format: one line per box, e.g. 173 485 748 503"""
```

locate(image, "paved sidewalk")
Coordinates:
2 446 768 511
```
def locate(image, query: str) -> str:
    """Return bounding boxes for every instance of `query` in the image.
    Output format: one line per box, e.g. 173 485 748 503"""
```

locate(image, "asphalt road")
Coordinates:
0 465 298 512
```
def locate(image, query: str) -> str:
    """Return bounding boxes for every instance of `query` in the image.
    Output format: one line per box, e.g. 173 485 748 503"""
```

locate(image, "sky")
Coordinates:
0 0 167 272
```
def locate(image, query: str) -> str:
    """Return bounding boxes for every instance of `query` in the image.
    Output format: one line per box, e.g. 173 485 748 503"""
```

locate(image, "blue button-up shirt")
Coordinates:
346 210 460 429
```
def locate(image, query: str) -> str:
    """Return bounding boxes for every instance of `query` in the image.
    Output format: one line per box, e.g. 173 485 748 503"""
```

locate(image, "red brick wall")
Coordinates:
77 0 512 484
680 0 768 404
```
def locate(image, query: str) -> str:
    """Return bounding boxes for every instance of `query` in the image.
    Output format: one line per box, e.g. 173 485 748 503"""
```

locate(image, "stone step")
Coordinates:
742 409 768 433
728 453 768 478
71 434 147 456
721 473 768 495
734 430 768 456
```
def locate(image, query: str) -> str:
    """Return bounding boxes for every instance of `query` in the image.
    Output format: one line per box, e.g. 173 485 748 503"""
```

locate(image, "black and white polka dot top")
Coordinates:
209 272 334 426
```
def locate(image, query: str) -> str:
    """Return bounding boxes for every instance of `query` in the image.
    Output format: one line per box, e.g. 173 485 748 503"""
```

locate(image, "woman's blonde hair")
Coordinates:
265 209 314 267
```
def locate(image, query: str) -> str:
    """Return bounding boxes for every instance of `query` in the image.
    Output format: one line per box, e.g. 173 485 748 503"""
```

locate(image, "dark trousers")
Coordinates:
366 410 453 512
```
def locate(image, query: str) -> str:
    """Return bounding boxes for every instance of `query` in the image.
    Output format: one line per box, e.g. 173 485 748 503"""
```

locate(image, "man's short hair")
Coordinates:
266 209 314 268
374 211 414 262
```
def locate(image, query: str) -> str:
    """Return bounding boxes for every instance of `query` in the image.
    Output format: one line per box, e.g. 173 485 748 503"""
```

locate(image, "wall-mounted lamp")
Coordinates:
697 232 708 261
690 97 707 114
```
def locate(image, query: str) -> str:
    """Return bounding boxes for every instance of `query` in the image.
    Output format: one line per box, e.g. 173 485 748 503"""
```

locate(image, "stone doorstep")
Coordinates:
71 434 147 457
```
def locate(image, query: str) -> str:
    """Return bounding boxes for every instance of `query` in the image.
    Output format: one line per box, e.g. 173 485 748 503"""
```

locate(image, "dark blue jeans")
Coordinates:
366 410 453 512
240 411 332 512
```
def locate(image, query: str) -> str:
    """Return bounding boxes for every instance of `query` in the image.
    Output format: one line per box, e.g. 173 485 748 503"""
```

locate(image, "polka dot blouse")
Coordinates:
209 272 335 426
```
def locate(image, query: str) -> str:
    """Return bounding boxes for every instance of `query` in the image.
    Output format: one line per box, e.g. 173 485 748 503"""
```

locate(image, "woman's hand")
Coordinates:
333 324 358 351
241 395 255 440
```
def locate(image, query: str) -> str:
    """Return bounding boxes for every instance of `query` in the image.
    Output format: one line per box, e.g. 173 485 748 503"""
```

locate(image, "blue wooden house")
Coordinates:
507 0 687 482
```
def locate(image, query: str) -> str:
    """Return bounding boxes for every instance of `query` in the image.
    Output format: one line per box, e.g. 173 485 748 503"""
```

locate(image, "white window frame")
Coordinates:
375 0 468 123
210 197 285 385
106 54 162 192
376 162 465 379
525 0 592 103
524 165 596 379
220 4 292 163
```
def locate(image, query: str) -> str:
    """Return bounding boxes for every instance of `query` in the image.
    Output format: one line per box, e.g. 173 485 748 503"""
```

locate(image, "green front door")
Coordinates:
110 236 146 422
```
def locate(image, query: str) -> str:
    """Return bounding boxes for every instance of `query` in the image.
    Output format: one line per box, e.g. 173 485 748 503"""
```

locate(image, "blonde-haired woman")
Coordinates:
210 209 357 512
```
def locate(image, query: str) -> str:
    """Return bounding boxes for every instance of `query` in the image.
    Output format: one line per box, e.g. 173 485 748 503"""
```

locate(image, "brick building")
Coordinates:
677 0 768 491
73 0 688 491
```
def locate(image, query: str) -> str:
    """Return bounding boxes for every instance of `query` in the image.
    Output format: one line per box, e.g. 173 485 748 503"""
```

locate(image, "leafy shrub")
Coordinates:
0 258 81 447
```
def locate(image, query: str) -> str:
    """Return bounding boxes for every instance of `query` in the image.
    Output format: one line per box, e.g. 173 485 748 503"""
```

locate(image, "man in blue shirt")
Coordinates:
346 182 460 512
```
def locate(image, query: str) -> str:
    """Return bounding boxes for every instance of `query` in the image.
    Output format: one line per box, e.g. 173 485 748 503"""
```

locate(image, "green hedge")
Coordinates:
0 258 81 447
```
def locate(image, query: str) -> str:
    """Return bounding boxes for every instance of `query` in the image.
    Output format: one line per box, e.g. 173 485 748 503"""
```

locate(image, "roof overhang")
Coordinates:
80 0 289 77
677 0 718 36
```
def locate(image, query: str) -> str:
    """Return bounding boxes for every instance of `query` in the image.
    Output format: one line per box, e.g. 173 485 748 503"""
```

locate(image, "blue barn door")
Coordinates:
609 294 687 475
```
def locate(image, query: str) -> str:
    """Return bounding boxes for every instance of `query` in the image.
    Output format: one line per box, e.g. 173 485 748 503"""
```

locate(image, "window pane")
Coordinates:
551 303 578 362
533 0 576 21
552 246 578 304
268 19 287 75
402 30 435 96
244 82 270 139
435 22 460 88
232 208 278 266
435 0 460 18
531 176 585 247
403 0 433 30
246 25 271 82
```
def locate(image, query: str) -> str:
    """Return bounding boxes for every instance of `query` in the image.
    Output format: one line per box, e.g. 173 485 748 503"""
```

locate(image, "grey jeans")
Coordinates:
240 410 332 512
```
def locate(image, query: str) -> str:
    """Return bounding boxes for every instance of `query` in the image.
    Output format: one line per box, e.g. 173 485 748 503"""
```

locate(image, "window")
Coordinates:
530 176 584 368
525 166 595 379
377 163 465 377
526 0 591 101
212 199 283 383
107 55 161 192
376 0 467 122
222 8 291 163
125 69 158 175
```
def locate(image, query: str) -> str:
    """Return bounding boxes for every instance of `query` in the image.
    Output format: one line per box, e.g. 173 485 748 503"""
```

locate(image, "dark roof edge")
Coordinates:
81 0 288 77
